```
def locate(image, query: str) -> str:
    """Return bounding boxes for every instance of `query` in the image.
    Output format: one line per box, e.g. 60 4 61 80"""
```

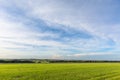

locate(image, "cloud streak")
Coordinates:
0 0 120 60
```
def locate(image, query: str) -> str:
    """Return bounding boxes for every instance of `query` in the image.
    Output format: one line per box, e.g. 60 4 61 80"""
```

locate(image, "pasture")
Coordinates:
0 63 120 80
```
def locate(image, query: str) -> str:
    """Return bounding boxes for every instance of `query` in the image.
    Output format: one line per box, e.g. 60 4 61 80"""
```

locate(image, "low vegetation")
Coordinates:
0 63 120 80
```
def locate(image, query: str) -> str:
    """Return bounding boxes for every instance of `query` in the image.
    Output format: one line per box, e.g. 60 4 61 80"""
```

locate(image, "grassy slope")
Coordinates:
0 63 120 80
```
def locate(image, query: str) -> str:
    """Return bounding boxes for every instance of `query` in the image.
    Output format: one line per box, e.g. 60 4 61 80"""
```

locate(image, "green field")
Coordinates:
0 63 120 80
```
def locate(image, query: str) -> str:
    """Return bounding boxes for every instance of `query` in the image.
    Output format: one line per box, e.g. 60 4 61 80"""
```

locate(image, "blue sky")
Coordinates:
0 0 120 60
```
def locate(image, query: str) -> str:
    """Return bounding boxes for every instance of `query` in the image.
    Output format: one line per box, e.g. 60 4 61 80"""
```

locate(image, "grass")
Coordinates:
0 63 120 80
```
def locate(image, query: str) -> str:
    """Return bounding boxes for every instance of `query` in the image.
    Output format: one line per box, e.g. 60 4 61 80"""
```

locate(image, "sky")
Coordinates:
0 0 120 60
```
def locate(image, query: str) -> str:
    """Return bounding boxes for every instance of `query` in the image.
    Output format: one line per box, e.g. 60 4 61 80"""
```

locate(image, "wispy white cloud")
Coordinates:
0 0 120 59
68 52 113 57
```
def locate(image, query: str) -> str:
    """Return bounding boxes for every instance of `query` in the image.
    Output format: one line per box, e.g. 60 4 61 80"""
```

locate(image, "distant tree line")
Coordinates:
0 59 120 63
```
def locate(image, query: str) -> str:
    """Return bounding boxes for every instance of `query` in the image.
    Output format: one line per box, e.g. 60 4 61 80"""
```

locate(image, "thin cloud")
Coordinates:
0 0 119 59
